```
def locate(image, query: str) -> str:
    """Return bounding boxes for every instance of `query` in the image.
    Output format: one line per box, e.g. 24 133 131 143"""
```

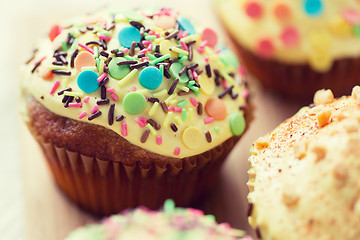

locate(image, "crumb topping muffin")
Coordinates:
247 87 360 239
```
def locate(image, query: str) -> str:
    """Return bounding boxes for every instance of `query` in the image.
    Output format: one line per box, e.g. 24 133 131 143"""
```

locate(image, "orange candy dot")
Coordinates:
205 98 227 121
48 25 61 42
74 51 96 72
154 15 177 29
274 3 291 21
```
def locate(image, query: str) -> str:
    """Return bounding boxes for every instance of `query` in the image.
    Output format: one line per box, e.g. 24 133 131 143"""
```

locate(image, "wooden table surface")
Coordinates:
18 0 304 239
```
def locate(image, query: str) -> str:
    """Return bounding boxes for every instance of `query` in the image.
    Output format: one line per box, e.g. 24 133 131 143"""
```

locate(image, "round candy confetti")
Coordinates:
48 25 61 42
219 47 240 69
74 51 96 72
169 62 189 83
201 28 218 47
256 38 275 58
123 92 147 115
108 57 131 80
159 40 178 59
280 26 300 46
77 70 99 93
245 1 263 19
118 26 141 48
274 3 291 20
354 25 360 37
342 8 360 25
198 75 215 95
205 99 227 121
181 127 203 149
178 17 196 35
329 16 352 36
309 51 331 72
302 0 323 17
229 112 246 136
139 66 163 90
154 15 176 29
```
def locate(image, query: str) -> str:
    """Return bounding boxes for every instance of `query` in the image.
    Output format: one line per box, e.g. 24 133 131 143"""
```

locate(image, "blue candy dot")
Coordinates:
302 0 323 17
178 17 196 35
118 26 141 48
139 66 163 90
77 70 99 93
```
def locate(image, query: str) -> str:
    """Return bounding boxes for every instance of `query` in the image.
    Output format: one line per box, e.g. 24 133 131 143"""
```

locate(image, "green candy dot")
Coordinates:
163 199 176 213
354 25 360 37
123 92 147 115
123 10 143 21
219 47 240 69
108 57 130 80
169 62 189 83
229 112 246 136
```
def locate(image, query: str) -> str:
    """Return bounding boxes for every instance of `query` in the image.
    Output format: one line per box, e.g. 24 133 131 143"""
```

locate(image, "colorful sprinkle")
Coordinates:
181 127 203 149
78 43 94 54
229 112 246 136
204 117 215 124
77 70 99 93
78 111 87 119
121 122 128 137
139 66 163 90
156 135 162 145
245 1 263 19
123 92 147 114
49 80 60 95
173 147 180 156
118 26 141 48
91 104 99 114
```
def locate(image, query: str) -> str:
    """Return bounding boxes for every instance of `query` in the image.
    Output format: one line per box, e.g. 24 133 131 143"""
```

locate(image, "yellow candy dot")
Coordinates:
159 40 178 59
307 30 331 50
181 127 203 149
198 74 215 95
309 51 332 72
329 16 352 36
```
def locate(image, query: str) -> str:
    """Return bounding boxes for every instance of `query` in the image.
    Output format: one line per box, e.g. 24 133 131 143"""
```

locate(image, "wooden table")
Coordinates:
19 0 304 239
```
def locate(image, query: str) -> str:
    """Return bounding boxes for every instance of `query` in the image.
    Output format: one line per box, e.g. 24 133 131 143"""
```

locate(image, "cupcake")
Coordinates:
20 7 251 215
247 87 360 239
65 199 253 240
216 0 360 100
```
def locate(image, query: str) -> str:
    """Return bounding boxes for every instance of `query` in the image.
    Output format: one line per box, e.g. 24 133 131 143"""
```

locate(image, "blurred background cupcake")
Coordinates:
216 0 360 101
20 6 251 216
247 87 360 239
66 199 253 240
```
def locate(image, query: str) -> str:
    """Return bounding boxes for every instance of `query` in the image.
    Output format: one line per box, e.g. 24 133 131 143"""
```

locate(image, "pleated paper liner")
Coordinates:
34 132 241 216
234 40 360 102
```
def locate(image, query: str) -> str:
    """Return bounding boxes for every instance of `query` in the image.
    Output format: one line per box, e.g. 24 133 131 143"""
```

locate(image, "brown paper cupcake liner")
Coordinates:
33 132 240 216
235 41 360 102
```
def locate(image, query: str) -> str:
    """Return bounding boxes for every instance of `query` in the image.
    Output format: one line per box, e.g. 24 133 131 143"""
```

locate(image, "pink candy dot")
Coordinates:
201 28 218 47
342 8 360 25
280 26 300 46
256 38 275 58
245 1 263 19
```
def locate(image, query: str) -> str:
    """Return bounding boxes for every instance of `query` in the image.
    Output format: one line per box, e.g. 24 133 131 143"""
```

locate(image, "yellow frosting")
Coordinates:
21 8 248 158
216 0 360 72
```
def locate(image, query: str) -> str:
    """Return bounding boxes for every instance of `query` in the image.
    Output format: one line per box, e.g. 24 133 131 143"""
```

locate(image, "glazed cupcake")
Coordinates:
65 199 253 240
216 0 360 100
247 87 360 239
20 7 251 215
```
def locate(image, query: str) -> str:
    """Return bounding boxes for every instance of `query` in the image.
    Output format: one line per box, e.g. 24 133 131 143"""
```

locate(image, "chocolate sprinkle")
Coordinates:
170 123 178 132
165 30 179 40
247 202 253 217
99 77 109 87
129 61 149 70
168 78 179 95
70 49 79 68
117 60 138 66
239 106 246 111
197 102 203 115
100 51 109 58
256 227 262 239
154 53 163 58
188 45 193 61
130 20 145 30
187 63 198 70
169 58 179 64
86 41 102 46
116 115 125 122
219 86 234 99
105 57 113 66
187 69 194 80
75 97 81 103
205 131 212 143
101 86 106 99
179 66 187 76
52 61 63 66
129 41 136 56
25 49 38 64
140 129 150 143
160 101 168 113
137 41 145 50
231 93 239 100
62 95 69 103
163 68 171 79
148 97 159 103
108 103 115 126
177 90 193 96
31 61 42 73
155 44 160 53
111 49 119 54
57 87 72 96
97 99 110 105
64 96 74 108
51 70 71 76
88 111 102 121
137 53 145 58
148 118 161 130
205 64 212 78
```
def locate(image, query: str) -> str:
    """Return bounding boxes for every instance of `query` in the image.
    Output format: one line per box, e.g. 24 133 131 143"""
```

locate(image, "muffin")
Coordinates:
216 0 360 100
65 199 253 240
247 87 360 239
20 7 251 215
